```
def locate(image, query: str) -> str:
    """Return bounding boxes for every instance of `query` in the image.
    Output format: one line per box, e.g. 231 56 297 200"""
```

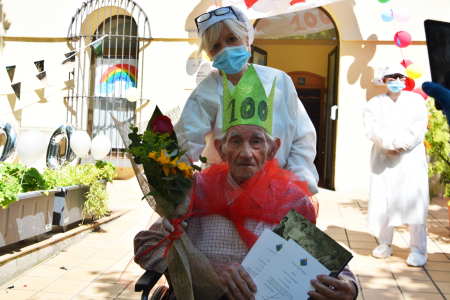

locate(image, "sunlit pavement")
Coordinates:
0 180 449 300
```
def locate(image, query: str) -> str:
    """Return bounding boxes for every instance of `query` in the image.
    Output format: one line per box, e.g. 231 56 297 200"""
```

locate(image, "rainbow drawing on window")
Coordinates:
97 64 137 94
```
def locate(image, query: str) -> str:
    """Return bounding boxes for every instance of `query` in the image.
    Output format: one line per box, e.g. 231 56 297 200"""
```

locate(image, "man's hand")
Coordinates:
392 139 408 153
308 275 357 300
209 259 256 300
387 150 398 158
160 217 187 238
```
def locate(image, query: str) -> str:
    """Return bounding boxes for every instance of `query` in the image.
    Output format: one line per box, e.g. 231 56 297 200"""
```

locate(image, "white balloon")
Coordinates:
70 131 91 158
17 130 47 166
126 87 139 102
91 135 111 160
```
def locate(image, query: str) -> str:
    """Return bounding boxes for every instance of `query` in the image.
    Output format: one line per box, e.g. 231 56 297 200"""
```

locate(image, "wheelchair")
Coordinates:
135 269 171 300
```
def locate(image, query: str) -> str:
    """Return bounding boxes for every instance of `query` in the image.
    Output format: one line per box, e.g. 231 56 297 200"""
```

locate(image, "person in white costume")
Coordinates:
363 64 429 267
181 6 319 194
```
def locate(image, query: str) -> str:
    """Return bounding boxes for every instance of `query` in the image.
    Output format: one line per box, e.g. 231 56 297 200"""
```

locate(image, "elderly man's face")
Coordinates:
214 125 279 184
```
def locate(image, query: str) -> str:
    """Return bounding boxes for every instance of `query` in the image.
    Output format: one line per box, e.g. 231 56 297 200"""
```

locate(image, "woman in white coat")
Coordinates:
363 64 429 266
181 6 319 194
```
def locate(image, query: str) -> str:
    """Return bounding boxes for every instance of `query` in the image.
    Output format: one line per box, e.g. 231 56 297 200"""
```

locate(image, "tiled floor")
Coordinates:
0 180 449 300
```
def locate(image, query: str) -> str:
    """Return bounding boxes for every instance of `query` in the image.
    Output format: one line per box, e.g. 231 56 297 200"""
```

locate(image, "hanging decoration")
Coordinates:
381 9 393 22
125 87 139 102
404 78 415 91
392 8 410 23
412 87 428 100
378 0 426 94
90 135 112 160
406 64 423 80
394 31 412 48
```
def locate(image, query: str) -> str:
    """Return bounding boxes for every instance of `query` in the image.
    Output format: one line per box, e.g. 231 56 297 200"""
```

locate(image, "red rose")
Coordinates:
150 116 174 135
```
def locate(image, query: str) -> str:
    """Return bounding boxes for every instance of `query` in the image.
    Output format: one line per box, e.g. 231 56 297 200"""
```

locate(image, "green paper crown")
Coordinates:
222 64 276 135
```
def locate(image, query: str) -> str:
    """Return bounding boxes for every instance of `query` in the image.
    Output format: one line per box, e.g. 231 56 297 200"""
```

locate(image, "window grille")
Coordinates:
67 0 151 166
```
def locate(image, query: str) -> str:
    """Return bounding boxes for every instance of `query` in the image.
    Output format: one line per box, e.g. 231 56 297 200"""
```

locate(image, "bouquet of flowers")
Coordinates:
112 107 223 300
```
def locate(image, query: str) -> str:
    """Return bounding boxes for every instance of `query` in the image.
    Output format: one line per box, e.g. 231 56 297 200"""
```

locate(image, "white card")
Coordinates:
253 239 330 300
241 229 286 280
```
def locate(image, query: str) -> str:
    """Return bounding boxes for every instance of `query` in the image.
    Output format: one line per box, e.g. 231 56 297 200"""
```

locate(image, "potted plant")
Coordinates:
424 98 450 228
44 161 117 231
0 163 58 246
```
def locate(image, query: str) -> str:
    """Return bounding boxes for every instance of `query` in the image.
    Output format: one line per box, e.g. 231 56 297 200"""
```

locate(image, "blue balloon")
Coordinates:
381 9 393 22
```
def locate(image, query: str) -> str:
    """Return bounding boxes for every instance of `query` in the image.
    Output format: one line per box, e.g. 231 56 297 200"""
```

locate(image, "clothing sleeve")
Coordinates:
181 88 218 162
340 265 359 300
396 98 428 150
283 74 319 194
362 99 395 150
134 218 168 273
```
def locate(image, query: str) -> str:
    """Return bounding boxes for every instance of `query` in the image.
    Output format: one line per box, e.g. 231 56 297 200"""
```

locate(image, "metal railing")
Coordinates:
66 0 151 165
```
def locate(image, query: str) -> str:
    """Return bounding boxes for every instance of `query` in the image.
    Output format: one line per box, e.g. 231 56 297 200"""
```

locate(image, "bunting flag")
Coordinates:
34 60 44 73
92 40 103 57
0 34 107 98
11 82 21 100
6 65 15 82
36 71 49 87
61 51 77 72
223 0 344 20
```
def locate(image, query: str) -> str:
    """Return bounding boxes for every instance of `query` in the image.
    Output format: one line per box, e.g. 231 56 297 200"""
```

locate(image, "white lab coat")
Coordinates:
363 92 429 232
181 64 319 194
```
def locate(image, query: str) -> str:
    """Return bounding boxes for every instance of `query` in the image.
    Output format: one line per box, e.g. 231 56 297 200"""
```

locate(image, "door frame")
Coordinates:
287 71 326 187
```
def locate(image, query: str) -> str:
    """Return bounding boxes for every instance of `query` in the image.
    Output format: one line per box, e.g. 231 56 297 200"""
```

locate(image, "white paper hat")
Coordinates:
196 6 254 46
382 64 407 77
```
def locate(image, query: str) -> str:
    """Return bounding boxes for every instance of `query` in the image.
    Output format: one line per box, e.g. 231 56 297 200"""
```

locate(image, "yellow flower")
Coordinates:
171 157 179 167
177 162 194 178
157 150 171 165
148 151 157 160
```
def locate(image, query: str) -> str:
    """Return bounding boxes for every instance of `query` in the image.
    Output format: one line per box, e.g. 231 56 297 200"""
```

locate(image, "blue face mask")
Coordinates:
212 45 251 75
387 80 406 93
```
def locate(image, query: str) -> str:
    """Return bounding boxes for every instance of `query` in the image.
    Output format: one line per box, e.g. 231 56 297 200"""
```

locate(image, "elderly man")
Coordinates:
135 65 358 300
363 64 429 266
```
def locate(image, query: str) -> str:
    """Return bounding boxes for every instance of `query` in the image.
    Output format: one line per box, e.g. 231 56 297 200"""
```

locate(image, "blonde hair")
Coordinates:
197 18 249 60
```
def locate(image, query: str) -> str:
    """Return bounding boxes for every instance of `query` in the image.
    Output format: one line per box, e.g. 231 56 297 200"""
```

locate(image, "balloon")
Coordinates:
381 9 393 22
413 87 428 100
403 78 415 91
90 135 111 160
378 0 389 3
394 31 412 48
392 8 411 23
406 64 423 79
400 59 413 68
70 131 91 158
126 87 139 102
17 130 47 166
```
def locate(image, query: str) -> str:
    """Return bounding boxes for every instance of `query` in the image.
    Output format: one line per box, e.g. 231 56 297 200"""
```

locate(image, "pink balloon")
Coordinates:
393 8 411 23
394 31 412 48
400 59 413 68
413 88 428 100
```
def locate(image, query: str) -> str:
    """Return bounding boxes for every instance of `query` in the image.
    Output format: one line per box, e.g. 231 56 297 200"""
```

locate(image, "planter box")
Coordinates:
0 191 57 247
53 180 107 230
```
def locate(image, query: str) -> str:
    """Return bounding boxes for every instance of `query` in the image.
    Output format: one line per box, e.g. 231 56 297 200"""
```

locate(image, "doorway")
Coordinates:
252 7 339 189
288 72 326 187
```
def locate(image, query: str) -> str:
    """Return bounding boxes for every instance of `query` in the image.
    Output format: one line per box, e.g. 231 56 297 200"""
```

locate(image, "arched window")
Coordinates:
67 0 151 164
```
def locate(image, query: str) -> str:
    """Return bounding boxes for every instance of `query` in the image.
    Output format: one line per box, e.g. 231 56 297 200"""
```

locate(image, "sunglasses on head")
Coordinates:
385 74 406 80
195 6 238 31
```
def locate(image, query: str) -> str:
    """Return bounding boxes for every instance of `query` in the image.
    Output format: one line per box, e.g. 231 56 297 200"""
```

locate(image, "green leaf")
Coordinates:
199 155 208 164
161 172 180 180
192 165 201 172
142 190 160 200
169 148 179 157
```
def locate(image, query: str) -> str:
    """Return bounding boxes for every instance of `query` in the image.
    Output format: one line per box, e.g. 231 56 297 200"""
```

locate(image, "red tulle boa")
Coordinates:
192 159 318 249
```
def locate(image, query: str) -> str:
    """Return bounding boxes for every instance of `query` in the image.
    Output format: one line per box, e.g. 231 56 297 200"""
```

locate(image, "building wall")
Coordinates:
1 0 450 191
